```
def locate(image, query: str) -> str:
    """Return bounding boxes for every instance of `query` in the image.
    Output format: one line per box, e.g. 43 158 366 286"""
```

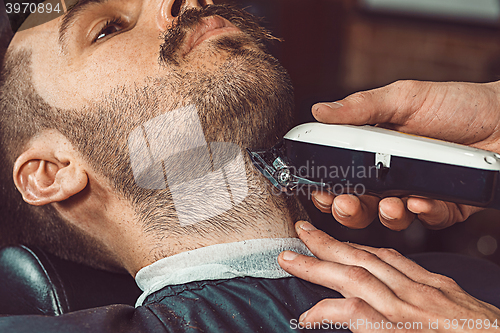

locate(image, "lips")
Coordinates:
183 16 240 55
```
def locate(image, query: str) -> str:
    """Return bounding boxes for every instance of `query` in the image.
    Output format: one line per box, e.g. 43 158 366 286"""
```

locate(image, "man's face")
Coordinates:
14 0 213 108
8 0 294 242
9 0 294 145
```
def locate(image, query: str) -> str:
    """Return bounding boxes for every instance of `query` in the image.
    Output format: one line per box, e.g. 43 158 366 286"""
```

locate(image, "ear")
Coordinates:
13 130 88 206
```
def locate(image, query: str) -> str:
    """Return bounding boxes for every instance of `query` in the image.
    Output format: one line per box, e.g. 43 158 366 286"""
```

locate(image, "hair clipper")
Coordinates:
247 123 500 209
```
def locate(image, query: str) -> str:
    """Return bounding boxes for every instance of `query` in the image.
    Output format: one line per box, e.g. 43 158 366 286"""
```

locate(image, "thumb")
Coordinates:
312 80 423 126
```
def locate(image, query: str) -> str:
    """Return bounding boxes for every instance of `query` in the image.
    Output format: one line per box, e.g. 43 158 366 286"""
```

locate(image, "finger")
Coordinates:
346 242 469 299
346 243 439 286
378 197 415 231
407 197 463 230
290 222 414 297
342 244 468 312
407 197 450 229
278 250 402 313
311 190 334 213
299 298 392 333
333 194 379 229
312 80 425 126
291 225 456 309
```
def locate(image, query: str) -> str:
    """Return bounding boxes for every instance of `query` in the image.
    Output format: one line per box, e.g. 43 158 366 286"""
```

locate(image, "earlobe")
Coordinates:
13 134 88 206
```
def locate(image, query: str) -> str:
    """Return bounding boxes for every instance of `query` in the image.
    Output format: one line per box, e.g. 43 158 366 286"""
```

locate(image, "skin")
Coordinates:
9 0 298 276
279 221 500 332
20 0 213 110
309 80 500 231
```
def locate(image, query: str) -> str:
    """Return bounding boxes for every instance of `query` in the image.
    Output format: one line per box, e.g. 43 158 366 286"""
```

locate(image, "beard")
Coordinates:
158 4 281 66
155 4 293 147
55 4 295 251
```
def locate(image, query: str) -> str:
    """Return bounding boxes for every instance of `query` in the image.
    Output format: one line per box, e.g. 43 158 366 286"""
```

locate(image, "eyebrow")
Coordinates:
58 0 109 49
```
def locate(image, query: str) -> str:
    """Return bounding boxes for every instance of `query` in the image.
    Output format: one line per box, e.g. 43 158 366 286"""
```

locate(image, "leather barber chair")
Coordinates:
1 246 500 317
0 245 141 316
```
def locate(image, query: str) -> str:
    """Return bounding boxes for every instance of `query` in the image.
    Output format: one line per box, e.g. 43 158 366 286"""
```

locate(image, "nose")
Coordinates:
157 0 215 31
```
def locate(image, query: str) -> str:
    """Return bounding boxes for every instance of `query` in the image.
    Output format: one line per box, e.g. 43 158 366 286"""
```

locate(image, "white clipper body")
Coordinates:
248 123 500 209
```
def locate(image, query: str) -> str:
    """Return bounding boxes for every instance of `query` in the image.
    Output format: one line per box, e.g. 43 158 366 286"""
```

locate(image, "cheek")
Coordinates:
89 34 161 85
36 35 162 110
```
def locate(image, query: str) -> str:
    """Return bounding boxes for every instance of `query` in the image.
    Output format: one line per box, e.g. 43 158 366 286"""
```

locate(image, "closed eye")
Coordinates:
93 17 125 43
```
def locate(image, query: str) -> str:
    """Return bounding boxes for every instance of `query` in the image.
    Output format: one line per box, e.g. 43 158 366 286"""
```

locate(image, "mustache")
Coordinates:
159 4 279 65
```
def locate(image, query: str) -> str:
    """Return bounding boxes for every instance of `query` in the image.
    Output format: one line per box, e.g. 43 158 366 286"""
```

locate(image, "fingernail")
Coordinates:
323 102 343 109
299 221 317 231
316 201 331 211
313 197 331 211
379 207 395 220
314 102 343 112
282 250 299 261
313 194 331 208
299 311 309 323
333 201 351 218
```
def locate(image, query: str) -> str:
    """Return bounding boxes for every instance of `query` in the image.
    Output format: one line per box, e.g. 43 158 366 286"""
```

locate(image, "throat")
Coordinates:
143 175 304 262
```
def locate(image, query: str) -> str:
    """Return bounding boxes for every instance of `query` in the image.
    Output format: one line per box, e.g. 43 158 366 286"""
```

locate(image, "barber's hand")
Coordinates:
278 221 500 332
311 80 500 230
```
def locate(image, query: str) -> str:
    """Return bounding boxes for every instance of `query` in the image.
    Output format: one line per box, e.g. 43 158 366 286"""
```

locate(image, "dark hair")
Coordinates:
0 50 123 271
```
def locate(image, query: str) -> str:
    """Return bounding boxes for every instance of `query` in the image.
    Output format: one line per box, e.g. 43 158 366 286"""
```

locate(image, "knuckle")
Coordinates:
344 297 367 315
431 273 461 290
391 79 419 91
346 90 372 104
345 265 372 282
375 248 402 261
307 299 339 322
307 258 335 276
351 249 377 263
315 298 335 313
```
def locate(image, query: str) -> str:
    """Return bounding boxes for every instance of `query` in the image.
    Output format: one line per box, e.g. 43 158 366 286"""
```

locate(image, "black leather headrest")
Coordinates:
0 245 69 315
0 245 141 316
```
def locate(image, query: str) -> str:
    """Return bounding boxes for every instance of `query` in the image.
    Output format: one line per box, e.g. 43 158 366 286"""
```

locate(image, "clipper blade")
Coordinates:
246 140 289 192
247 140 327 193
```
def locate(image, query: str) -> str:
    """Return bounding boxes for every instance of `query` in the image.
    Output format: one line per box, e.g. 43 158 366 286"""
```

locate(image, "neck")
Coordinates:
140 174 304 270
96 167 306 276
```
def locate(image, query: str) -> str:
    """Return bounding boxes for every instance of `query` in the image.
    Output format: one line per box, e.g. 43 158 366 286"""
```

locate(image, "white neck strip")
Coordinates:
135 238 313 307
